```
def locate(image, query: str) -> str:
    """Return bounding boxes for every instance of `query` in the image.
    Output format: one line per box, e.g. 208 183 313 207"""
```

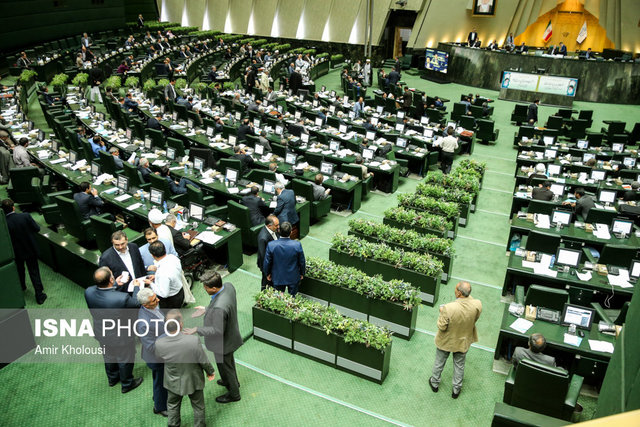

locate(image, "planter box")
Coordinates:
252 306 293 351
293 323 337 365
395 206 459 238
458 203 471 227
471 193 478 212
383 217 447 239
348 230 453 283
298 277 331 306
336 340 392 384
329 285 369 321
329 248 440 306
368 298 417 339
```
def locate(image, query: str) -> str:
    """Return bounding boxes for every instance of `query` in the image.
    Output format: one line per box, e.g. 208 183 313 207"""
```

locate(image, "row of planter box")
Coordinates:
298 276 419 339
328 247 440 306
252 306 392 384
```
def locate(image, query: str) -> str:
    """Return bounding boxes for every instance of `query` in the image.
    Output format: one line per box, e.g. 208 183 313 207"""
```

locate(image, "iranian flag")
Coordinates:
542 20 552 42
577 21 587 43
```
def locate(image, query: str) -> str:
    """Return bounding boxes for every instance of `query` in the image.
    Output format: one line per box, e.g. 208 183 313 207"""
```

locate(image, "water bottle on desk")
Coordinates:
184 164 188 175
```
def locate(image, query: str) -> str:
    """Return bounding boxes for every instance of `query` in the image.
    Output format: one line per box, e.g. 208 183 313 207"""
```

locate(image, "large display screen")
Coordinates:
425 49 449 73
501 71 578 97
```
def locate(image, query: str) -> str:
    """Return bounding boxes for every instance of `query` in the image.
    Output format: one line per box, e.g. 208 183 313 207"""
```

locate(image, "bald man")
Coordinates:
429 281 482 399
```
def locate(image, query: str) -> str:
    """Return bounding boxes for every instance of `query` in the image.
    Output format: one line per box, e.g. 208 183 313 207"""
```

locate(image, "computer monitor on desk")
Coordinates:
611 218 633 236
623 157 636 168
556 247 581 268
577 139 588 149
524 230 561 254
611 143 624 153
547 164 561 176
263 179 275 195
117 175 129 193
329 140 340 152
598 189 617 204
550 184 564 198
150 188 163 206
362 148 374 161
189 202 204 221
285 152 297 165
630 259 640 281
225 168 238 184
396 137 407 148
544 149 557 159
543 136 555 146
551 209 572 226
366 130 376 141
591 170 606 181
562 303 594 330
320 161 334 176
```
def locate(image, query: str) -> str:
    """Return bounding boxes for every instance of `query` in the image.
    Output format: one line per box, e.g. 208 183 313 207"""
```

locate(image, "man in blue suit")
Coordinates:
136 288 168 417
273 182 299 226
262 222 305 296
84 266 144 393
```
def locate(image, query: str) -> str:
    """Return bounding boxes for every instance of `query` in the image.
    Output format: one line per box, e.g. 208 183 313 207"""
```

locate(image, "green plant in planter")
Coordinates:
331 234 444 278
19 69 38 85
397 193 460 218
384 207 453 232
415 183 473 205
222 81 235 91
254 288 391 350
104 75 122 91
348 219 454 257
457 159 486 175
50 73 69 92
316 53 329 59
71 72 89 88
303 49 316 56
143 78 157 93
331 54 344 63
157 78 170 88
125 76 139 89
424 171 480 195
175 78 187 90
192 82 208 95
305 257 421 309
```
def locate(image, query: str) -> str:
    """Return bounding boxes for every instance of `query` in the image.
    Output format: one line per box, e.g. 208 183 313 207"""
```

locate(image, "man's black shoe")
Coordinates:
122 378 143 393
108 379 119 387
153 408 168 417
452 390 460 399
215 393 241 404
428 377 438 393
36 294 48 305
217 380 228 387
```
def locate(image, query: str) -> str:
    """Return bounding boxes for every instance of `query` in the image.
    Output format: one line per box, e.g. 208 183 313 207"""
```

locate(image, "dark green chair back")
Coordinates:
524 230 561 254
148 173 172 199
167 137 185 157
89 215 123 252
526 200 556 216
54 195 92 241
227 200 262 248
98 151 119 175
122 162 145 188
305 152 323 168
146 128 165 148
459 115 476 130
524 285 569 312
598 245 638 267
246 169 276 184
546 116 564 130
584 208 618 225
8 167 43 204
291 179 314 201
271 142 286 157
218 158 242 176
0 211 15 264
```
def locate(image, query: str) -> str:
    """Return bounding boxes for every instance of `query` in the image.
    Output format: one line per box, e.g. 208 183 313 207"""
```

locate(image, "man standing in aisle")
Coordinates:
429 281 482 399
439 127 458 174
257 215 279 290
263 221 305 296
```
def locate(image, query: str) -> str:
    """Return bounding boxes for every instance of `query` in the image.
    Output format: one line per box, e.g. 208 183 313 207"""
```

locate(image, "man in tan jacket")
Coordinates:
429 281 482 398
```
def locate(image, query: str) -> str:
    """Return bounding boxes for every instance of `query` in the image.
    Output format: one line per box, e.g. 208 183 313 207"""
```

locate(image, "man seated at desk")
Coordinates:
551 42 568 56
311 174 331 201
159 166 199 196
269 163 288 185
147 111 163 130
237 119 255 142
532 180 554 201
74 181 106 220
232 145 254 176
109 147 124 169
257 131 272 152
527 163 547 185
622 182 640 201
512 333 556 367
562 187 595 220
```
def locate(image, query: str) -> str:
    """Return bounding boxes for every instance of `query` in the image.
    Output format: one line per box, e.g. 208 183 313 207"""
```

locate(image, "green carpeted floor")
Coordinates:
2 66 639 426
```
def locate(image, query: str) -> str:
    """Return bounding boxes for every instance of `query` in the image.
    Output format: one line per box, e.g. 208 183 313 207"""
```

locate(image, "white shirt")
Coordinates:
116 246 136 280
267 227 278 241
156 224 173 244
441 135 459 153
152 254 183 298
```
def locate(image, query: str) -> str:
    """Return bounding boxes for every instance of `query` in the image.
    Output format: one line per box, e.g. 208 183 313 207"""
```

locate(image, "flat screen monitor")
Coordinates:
363 148 374 160
150 188 163 205
577 139 588 149
366 131 376 141
37 130 45 141
395 123 405 132
543 136 555 145
166 146 176 160
117 175 129 192
421 116 429 125
320 161 334 176
371 117 379 126
111 120 117 129
611 218 633 235
285 152 297 165
424 128 434 138
294 111 302 120
447 121 457 129
234 111 242 121
583 153 595 162
329 105 336 114
188 148 215 170
91 161 100 177
397 111 405 119
425 48 449 73
194 157 204 171
51 140 59 152
339 124 348 134
228 134 237 146
591 170 606 181
69 150 77 164
144 137 152 150
396 137 407 148
551 209 572 225
329 140 340 152
189 202 204 221
253 118 261 128
263 179 275 195
630 259 640 278
556 247 581 268
562 304 594 330
623 157 636 168
225 168 238 183
330 90 336 98
172 112 178 121
254 143 265 155
598 189 617 203
544 149 557 159
612 143 624 153
550 183 564 197
275 125 283 135
547 164 561 176
376 105 383 114
301 133 309 143
348 111 356 120
206 126 214 136
315 117 323 127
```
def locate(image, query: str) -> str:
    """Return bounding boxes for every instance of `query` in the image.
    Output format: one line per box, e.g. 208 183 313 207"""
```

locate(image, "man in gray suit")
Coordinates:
185 271 243 404
512 333 556 367
155 310 215 427
311 174 331 201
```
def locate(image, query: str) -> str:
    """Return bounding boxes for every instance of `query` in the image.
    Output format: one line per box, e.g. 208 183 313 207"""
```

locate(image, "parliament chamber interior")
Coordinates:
1 0 640 425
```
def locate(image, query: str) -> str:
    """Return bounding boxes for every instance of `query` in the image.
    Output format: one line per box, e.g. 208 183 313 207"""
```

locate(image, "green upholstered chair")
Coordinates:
427 151 439 171
146 128 165 148
591 301 630 325
147 173 188 205
291 179 332 220
459 115 476 131
166 137 185 156
477 119 500 144
304 152 323 168
246 169 276 185
517 284 569 313
54 195 105 243
491 402 567 427
218 158 242 176
450 102 467 122
503 358 583 421
30 176 72 225
98 150 122 175
341 163 372 197
89 215 143 252
186 184 227 219
510 104 529 125
546 115 564 130
122 162 149 190
597 244 638 268
7 167 46 204
226 200 262 249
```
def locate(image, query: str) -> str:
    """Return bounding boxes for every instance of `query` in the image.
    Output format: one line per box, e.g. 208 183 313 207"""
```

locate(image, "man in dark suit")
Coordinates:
273 182 299 226
552 42 567 56
138 158 152 183
155 310 215 427
467 28 478 46
98 230 146 290
147 111 163 130
288 69 302 95
137 14 144 27
207 65 218 83
74 181 106 219
232 145 254 176
2 199 47 304
164 214 191 256
236 118 254 142
136 288 168 417
246 67 257 95
186 271 243 404
257 215 279 290
532 181 554 201
387 67 401 87
85 266 144 392
164 78 177 103
527 99 539 124
263 221 305 296
242 186 268 226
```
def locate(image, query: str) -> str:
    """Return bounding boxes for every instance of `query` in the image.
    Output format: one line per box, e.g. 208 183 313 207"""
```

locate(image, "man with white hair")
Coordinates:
164 213 192 256
138 157 152 183
136 287 168 417
148 208 173 244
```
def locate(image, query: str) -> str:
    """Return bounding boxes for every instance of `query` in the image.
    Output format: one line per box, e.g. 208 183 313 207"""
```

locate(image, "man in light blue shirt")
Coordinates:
89 135 107 157
139 227 178 272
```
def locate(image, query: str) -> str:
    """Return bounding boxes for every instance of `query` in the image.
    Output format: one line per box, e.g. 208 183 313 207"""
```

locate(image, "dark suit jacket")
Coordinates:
147 117 161 130
257 226 276 270
387 71 400 86
242 194 267 226
85 286 140 345
532 187 554 201
136 306 165 364
154 332 215 396
197 283 243 362
98 243 146 288
263 238 306 286
527 103 538 122
232 153 254 176
289 71 302 94
467 32 478 44
138 165 152 182
273 189 299 224
5 211 40 260
73 191 104 219
237 124 254 142
168 224 191 256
